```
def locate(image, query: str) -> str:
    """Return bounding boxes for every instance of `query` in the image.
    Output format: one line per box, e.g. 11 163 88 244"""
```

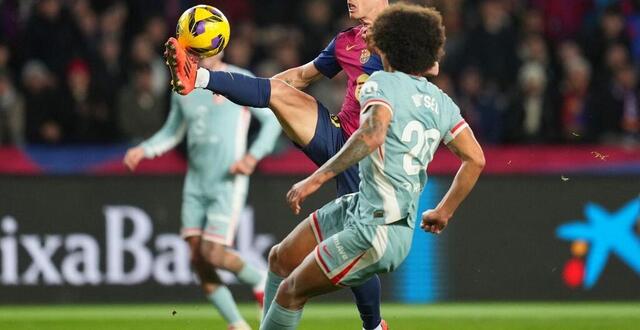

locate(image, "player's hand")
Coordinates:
230 154 258 175
420 208 450 235
286 175 323 215
123 147 145 171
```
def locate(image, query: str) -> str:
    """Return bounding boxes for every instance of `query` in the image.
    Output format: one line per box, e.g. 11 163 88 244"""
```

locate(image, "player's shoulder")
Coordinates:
368 71 405 88
422 79 460 115
369 70 397 81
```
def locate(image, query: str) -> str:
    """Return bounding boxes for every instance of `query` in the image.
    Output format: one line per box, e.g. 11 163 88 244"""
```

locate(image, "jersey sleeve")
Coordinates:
312 37 342 78
358 72 394 115
441 94 468 144
140 93 187 158
246 107 282 160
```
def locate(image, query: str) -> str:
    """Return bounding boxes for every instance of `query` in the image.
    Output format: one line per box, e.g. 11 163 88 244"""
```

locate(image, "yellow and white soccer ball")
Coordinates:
176 5 230 58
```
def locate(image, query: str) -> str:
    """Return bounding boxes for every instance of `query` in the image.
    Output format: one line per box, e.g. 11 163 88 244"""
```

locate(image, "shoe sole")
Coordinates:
164 41 186 94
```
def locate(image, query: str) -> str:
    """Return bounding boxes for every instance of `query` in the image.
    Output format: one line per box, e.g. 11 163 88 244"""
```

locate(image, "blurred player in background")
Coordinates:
123 53 281 330
165 1 397 329
260 4 484 329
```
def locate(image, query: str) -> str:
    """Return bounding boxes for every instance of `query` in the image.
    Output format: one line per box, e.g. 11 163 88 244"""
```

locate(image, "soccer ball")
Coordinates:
176 5 230 58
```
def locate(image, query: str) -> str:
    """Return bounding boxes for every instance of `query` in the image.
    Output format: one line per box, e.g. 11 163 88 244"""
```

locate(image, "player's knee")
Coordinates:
269 79 288 99
268 244 284 275
268 244 293 277
200 243 226 267
190 250 203 266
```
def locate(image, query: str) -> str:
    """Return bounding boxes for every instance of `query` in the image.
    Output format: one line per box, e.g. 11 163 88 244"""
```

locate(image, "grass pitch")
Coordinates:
0 302 638 329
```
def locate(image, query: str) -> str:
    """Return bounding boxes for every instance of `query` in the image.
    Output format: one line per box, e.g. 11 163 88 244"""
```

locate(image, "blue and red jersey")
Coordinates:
313 25 383 137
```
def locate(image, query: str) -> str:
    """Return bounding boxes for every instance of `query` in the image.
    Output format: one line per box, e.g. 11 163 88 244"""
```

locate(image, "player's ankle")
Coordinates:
195 68 210 88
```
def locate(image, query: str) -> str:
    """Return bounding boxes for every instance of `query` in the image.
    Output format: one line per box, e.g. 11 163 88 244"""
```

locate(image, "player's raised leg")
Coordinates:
186 236 251 330
165 38 317 146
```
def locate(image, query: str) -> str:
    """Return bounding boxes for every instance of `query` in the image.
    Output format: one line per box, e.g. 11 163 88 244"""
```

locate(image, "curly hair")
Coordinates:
370 3 445 74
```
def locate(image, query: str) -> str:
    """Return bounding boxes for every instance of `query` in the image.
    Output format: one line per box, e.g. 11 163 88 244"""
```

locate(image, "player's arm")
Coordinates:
123 94 187 171
421 127 484 234
272 61 324 90
230 107 282 175
286 103 392 214
274 37 341 90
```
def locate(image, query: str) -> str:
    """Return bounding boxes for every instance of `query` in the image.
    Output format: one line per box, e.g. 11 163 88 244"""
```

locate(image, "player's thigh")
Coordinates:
268 79 319 146
202 177 248 247
270 215 319 275
277 251 340 308
325 220 414 288
272 195 352 275
184 235 201 262
181 193 207 239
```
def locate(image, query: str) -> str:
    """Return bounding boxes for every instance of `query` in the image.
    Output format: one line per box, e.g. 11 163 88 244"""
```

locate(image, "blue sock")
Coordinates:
351 275 382 330
206 71 271 108
259 301 302 330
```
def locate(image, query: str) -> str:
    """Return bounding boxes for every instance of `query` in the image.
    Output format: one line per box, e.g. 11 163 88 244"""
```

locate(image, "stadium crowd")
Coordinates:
0 0 639 146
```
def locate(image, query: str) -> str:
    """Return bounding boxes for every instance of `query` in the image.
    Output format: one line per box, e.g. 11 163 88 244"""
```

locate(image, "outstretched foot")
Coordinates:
164 37 198 95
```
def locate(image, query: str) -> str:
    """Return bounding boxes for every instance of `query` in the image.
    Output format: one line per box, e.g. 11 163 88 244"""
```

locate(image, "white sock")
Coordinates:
195 68 210 88
364 323 382 330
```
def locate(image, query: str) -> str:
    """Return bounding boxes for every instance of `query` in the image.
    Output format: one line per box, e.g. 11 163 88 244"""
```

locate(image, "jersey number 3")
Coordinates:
401 121 440 175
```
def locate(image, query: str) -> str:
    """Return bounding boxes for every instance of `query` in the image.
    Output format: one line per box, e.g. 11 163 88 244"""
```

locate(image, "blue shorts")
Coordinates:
299 101 360 196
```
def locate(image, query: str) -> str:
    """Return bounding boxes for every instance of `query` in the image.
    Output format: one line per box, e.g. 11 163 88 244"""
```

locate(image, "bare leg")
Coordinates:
268 216 319 277
259 251 340 330
186 236 222 294
200 240 245 273
267 79 319 147
276 252 339 310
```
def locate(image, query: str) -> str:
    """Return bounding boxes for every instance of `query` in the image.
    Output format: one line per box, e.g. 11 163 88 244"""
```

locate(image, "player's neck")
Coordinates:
359 3 388 28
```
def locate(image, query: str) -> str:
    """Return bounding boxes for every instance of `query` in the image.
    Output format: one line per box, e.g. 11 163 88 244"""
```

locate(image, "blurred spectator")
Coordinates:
582 6 630 76
298 0 334 61
224 38 254 69
0 70 24 145
117 63 166 142
144 15 169 55
71 0 99 60
532 0 592 43
129 34 168 96
24 0 80 78
0 41 11 73
463 0 519 91
99 1 128 39
505 63 558 143
559 57 596 142
94 35 124 112
62 59 113 143
457 66 504 144
592 63 640 143
21 60 70 144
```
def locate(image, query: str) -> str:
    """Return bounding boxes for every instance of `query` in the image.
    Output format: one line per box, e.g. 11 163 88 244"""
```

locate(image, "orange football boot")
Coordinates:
164 37 198 95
